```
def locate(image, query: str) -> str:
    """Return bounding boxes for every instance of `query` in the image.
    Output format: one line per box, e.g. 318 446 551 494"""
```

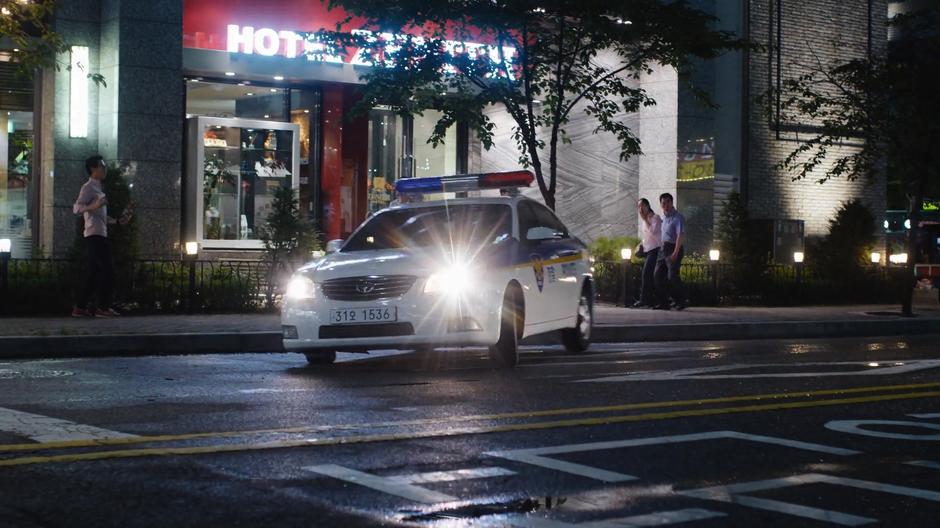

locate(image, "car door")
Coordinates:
517 201 579 328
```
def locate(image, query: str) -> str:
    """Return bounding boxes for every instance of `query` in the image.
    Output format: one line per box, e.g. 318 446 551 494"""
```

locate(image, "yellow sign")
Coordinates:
678 159 715 182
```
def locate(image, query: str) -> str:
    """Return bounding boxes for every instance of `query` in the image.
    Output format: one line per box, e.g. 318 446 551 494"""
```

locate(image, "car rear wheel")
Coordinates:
489 288 521 368
561 291 592 354
304 350 337 365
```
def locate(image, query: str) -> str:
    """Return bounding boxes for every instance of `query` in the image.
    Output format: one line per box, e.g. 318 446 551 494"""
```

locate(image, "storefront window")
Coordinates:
366 108 462 213
0 110 32 257
413 110 458 178
192 118 299 247
367 108 404 214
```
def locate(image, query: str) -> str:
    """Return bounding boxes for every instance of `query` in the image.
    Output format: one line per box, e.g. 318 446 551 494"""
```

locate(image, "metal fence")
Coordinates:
592 260 904 306
0 258 277 316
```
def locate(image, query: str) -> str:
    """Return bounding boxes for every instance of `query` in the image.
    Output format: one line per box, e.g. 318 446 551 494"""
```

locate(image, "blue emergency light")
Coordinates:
395 170 535 194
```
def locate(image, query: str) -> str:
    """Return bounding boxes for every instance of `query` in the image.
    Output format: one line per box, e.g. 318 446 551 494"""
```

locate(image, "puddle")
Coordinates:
401 496 565 522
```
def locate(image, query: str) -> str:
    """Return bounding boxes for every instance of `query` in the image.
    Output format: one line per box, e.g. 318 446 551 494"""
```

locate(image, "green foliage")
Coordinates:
314 0 749 209
589 235 640 263
714 191 766 295
0 0 106 85
258 185 321 306
814 199 876 279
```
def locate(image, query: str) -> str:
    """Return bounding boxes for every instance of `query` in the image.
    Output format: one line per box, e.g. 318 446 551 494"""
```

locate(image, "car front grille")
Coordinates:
320 275 417 301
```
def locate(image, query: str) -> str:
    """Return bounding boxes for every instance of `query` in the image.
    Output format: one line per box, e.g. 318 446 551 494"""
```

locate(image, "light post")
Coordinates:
620 247 632 307
184 242 199 313
709 249 720 304
0 238 10 295
793 251 805 298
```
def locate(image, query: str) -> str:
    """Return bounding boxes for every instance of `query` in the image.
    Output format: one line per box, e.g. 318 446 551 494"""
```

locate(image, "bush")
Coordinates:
715 192 767 296
589 235 641 263
813 199 876 280
259 186 321 307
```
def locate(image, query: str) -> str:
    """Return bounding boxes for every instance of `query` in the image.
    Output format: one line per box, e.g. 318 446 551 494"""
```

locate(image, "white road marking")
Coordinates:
386 466 515 485
906 460 940 470
510 508 726 527
239 388 310 394
304 464 456 503
0 406 136 443
486 431 857 482
336 350 415 362
574 360 940 383
392 407 421 412
908 413 940 419
680 473 940 526
825 420 940 441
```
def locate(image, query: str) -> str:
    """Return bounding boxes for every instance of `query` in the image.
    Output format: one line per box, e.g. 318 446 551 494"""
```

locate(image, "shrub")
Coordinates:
815 199 876 280
715 191 767 296
589 235 641 262
259 185 321 307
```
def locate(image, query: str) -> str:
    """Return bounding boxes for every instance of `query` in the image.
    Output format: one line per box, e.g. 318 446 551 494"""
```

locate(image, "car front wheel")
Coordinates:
561 291 592 354
304 350 337 365
489 288 521 367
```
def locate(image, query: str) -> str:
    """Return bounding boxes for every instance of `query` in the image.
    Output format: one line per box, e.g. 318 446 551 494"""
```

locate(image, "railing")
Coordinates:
0 258 278 316
592 260 904 306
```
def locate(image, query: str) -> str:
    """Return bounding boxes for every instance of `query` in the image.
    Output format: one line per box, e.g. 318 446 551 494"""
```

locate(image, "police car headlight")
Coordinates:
285 275 316 300
424 265 473 295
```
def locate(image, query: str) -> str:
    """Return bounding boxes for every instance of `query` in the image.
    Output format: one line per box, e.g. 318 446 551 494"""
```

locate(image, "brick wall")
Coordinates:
747 0 888 241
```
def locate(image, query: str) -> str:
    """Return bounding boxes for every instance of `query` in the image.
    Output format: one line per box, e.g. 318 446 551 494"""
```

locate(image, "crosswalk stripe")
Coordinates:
0 407 136 443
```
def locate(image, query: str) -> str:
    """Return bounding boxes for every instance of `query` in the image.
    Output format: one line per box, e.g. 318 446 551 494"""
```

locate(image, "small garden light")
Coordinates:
871 252 881 264
620 247 632 261
793 251 804 264
185 241 199 257
890 253 908 264
0 238 10 254
709 249 720 262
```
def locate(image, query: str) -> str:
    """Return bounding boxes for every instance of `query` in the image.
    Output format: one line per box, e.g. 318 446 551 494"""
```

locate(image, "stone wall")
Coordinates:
746 0 888 240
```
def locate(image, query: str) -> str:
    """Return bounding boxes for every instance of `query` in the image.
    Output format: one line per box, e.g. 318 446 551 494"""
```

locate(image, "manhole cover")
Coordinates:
0 369 75 379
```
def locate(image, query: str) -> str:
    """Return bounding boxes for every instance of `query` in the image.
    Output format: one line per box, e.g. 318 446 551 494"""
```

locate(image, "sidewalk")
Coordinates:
1 304 939 359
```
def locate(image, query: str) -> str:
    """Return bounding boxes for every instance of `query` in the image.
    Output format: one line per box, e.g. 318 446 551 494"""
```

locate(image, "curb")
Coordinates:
1 318 939 359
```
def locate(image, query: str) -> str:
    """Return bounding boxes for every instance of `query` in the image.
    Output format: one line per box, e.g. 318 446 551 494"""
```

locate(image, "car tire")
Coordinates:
489 288 521 368
561 290 592 354
304 350 337 365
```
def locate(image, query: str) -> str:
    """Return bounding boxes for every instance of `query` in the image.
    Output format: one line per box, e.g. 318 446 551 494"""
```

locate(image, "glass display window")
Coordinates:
185 116 300 249
185 79 289 121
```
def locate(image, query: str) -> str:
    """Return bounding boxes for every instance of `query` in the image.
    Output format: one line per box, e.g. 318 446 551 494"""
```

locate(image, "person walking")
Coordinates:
71 155 132 318
654 192 686 310
633 198 662 308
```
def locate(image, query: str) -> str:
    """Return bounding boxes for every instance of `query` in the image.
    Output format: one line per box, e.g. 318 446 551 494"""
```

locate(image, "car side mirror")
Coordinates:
325 239 344 254
526 227 562 242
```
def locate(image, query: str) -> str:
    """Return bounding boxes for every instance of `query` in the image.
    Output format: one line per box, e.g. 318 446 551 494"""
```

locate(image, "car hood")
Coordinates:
296 248 442 281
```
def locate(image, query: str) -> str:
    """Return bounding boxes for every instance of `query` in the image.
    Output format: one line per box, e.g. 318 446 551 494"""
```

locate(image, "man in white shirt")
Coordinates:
71 155 131 318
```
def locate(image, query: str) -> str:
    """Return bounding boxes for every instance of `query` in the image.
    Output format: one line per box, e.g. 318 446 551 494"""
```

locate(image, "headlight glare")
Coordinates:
285 275 316 300
424 265 472 295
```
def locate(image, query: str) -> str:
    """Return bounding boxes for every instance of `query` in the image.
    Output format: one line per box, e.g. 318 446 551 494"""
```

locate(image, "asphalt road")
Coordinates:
1 335 940 527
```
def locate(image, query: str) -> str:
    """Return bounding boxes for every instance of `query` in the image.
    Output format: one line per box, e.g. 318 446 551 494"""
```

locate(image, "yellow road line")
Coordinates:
1 389 938 468
1 380 939 454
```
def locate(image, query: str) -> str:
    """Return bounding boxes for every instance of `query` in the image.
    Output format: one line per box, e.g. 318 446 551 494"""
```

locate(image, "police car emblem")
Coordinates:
531 254 545 292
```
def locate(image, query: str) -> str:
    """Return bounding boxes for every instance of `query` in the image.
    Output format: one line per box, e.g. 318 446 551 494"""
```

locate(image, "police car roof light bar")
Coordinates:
395 170 534 194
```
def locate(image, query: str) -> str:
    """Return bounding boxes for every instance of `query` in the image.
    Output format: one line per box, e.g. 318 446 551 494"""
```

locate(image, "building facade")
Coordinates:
0 0 888 260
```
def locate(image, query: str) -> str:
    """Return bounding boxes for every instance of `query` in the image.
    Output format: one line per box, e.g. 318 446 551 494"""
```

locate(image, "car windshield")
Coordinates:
342 204 513 252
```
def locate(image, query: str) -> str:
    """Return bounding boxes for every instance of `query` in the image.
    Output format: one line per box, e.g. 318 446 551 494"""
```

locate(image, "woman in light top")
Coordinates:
634 198 662 308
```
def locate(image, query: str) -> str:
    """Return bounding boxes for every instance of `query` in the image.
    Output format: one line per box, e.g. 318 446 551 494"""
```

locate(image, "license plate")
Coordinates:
329 307 397 325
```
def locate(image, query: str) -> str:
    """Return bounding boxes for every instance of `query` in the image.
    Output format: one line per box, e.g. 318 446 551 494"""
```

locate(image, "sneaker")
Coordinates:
93 308 120 318
71 306 92 318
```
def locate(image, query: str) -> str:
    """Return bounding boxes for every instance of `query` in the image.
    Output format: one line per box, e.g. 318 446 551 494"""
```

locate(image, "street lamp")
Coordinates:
709 249 720 304
0 238 10 294
621 247 632 307
793 251 805 294
184 242 199 312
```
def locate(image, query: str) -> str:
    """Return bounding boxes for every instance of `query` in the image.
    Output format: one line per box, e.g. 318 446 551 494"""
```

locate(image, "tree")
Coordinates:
767 5 939 315
715 191 766 296
313 0 746 209
0 0 105 84
259 185 321 307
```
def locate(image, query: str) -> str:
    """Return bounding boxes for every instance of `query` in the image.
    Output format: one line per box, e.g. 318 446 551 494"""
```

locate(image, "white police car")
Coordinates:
281 171 593 367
